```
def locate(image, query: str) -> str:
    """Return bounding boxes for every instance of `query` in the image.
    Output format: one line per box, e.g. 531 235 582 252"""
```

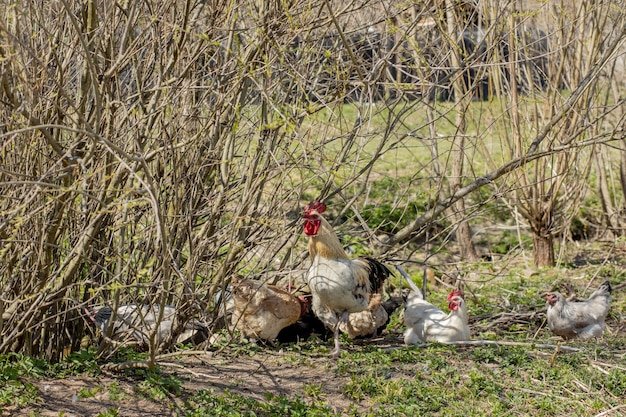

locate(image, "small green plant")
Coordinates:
136 370 182 401
107 381 126 401
58 349 101 376
96 408 120 417
601 370 626 397
470 346 498 363
303 383 324 400
466 370 503 397
387 346 424 364
77 386 101 399
342 373 377 401
0 378 39 408
110 346 149 364
0 353 48 407
596 264 626 280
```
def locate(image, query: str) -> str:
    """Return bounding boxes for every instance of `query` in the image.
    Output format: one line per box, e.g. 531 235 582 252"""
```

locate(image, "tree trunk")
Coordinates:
619 139 626 236
456 216 479 260
445 0 480 262
595 146 624 236
532 230 555 267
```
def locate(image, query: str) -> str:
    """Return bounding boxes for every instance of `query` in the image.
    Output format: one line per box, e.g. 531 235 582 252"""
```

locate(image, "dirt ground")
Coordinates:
18 372 179 416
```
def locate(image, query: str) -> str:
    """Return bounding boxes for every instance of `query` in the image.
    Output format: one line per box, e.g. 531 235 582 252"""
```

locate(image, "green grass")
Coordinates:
332 343 623 417
184 389 340 417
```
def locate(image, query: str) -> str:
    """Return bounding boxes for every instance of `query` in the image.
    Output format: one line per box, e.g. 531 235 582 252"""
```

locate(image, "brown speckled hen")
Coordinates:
231 276 306 342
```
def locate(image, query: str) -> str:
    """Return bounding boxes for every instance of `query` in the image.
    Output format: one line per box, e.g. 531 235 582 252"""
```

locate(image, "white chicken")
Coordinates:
546 280 612 340
403 275 470 344
84 304 207 348
303 201 392 357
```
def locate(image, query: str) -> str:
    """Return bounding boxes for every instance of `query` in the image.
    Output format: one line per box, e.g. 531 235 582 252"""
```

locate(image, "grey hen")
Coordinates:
546 281 612 340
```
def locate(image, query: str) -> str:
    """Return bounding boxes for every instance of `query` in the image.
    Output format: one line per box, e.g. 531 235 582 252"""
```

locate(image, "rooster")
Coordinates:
402 274 470 344
84 304 207 348
302 201 392 357
546 280 612 340
231 276 306 342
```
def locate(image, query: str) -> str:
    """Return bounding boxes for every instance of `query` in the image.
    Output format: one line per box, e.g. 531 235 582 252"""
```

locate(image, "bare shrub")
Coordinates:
1 0 624 363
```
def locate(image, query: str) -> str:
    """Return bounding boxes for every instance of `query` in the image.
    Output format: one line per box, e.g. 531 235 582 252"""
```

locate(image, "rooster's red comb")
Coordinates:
447 289 464 300
304 201 326 214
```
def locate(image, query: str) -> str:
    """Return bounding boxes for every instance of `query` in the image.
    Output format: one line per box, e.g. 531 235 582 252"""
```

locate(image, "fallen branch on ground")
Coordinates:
103 360 153 371
382 339 581 353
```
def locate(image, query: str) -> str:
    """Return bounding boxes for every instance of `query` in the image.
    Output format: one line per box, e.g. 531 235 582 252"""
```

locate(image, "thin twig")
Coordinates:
549 341 561 367
103 360 152 371
158 361 221 379
155 350 215 361
384 339 581 352
591 361 626 372
590 362 610 375
593 404 626 417
515 387 570 401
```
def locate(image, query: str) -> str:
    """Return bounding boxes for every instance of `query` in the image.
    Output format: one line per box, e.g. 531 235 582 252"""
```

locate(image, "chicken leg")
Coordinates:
331 311 350 358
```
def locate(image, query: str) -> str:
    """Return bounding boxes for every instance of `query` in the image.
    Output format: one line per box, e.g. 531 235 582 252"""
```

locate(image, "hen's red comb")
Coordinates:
447 289 464 300
304 201 326 214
